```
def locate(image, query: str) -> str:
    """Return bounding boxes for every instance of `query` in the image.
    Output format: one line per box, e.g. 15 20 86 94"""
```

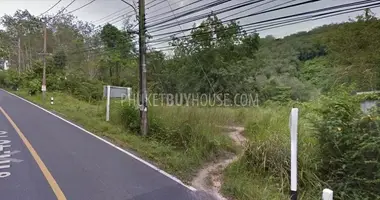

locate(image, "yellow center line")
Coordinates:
0 106 67 200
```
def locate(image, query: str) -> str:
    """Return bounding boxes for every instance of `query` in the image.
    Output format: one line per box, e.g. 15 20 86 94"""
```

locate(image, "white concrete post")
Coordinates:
106 85 111 121
127 87 131 99
290 108 299 200
322 189 333 200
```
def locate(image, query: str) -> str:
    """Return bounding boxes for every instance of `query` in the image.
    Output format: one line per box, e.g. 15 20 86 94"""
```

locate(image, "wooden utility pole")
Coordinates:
37 23 49 101
120 0 147 136
42 23 47 100
18 37 21 75
138 0 148 136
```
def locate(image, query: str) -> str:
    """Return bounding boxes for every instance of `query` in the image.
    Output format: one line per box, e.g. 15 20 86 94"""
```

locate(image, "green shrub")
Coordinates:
118 103 197 149
62 74 104 102
117 104 234 157
119 102 140 133
315 95 380 199
3 69 22 89
46 74 65 91
26 78 41 95
0 70 6 87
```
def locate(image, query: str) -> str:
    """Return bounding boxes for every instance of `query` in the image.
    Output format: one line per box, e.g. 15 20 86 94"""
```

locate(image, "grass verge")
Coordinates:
222 104 322 200
13 90 245 182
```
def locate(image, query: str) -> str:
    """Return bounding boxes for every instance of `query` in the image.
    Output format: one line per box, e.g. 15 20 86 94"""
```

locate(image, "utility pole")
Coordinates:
18 37 21 75
138 0 148 136
42 23 47 101
120 0 147 136
38 22 49 101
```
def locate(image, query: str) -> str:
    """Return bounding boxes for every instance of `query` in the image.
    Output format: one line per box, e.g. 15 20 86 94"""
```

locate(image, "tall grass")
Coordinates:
15 90 380 200
109 101 245 179
222 104 322 200
16 91 251 181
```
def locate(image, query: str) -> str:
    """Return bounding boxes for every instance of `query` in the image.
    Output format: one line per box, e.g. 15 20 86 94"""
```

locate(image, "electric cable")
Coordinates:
148 0 267 30
148 0 319 32
148 0 378 38
147 0 232 28
67 0 97 14
38 0 63 16
147 0 205 22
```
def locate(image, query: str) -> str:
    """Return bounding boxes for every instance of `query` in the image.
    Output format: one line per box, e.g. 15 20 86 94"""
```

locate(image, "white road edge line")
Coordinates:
1 89 197 192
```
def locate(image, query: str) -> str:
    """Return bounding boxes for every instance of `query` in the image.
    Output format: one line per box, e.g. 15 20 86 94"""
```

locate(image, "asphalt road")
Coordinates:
0 90 214 200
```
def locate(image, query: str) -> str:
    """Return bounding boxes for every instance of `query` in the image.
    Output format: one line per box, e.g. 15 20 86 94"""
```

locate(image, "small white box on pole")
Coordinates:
106 85 111 121
290 108 299 200
322 189 333 200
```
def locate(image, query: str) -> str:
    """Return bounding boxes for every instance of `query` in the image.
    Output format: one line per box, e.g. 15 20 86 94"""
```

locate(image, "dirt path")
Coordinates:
192 126 247 200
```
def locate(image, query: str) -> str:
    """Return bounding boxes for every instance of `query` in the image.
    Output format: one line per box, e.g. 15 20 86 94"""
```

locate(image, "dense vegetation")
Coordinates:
1 8 380 200
2 9 379 101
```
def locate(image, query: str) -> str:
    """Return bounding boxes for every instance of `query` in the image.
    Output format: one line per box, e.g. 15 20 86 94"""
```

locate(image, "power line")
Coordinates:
146 0 188 17
253 2 380 32
148 0 267 31
220 0 284 20
67 0 380 57
96 12 136 28
92 1 138 27
148 0 380 45
54 0 77 17
91 8 126 23
67 0 97 14
63 1 380 56
162 0 217 94
147 0 205 22
146 0 160 6
92 8 137 30
43 5 379 73
38 0 63 16
148 0 319 32
146 0 167 10
148 0 376 38
147 0 232 28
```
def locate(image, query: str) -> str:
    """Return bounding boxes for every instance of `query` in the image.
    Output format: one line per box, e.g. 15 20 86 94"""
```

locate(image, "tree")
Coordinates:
53 50 67 70
355 8 377 22
157 14 261 96
100 24 136 86
324 9 380 91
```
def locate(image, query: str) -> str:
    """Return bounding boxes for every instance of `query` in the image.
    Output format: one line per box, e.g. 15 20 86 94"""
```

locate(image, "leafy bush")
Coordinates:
315 94 380 199
119 102 140 133
118 103 198 149
3 69 22 89
26 78 41 95
0 70 6 87
117 104 235 158
46 74 65 91
61 74 104 102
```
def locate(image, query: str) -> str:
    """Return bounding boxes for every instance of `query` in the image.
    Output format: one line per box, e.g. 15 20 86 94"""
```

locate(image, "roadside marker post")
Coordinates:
106 85 111 121
50 97 54 105
322 189 333 200
290 108 299 200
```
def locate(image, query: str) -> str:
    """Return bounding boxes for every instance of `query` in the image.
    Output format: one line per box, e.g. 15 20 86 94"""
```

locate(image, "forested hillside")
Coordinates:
1 8 380 200
1 9 379 100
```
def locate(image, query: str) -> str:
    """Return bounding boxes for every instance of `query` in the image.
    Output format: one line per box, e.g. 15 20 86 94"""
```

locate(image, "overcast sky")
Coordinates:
1 0 379 50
